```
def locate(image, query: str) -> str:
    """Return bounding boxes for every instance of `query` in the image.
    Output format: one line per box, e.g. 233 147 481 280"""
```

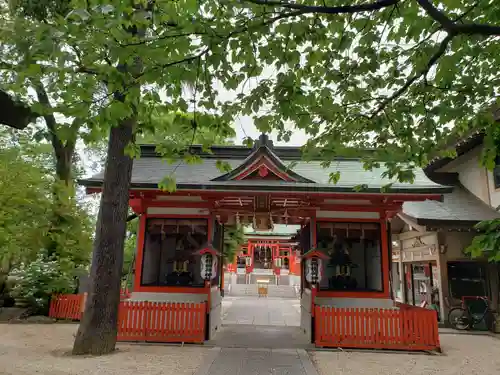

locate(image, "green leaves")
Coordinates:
216 160 233 173
328 171 340 184
159 175 176 193
3 0 499 191
465 219 500 261
223 225 245 264
0 129 93 279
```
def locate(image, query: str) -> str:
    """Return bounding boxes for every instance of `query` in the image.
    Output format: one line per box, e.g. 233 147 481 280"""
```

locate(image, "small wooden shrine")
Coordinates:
80 134 445 349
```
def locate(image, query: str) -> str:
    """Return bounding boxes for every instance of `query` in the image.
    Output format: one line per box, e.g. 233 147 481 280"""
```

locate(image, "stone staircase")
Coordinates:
226 284 299 298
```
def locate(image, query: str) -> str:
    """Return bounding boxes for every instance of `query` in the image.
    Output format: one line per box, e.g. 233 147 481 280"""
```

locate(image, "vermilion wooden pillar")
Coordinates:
133 213 147 291
380 219 390 298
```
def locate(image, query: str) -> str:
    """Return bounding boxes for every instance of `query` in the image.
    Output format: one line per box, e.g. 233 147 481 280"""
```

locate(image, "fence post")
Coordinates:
205 281 211 341
310 285 317 344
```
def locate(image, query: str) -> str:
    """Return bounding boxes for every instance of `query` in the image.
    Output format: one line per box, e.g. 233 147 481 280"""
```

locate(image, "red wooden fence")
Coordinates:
49 294 206 344
49 290 130 320
314 306 440 351
117 301 206 343
49 294 82 320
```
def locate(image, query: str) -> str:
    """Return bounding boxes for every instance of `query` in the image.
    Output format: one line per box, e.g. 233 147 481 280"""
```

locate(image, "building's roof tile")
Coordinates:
82 156 446 193
402 185 500 222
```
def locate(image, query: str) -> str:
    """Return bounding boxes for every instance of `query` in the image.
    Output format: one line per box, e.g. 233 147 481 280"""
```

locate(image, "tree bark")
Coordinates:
72 117 135 355
0 90 37 129
34 82 76 187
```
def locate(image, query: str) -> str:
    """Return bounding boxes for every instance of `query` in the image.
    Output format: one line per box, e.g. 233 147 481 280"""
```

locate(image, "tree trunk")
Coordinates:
72 117 135 355
54 145 75 187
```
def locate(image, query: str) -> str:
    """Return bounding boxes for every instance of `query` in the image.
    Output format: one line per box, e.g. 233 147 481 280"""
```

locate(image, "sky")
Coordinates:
232 115 308 146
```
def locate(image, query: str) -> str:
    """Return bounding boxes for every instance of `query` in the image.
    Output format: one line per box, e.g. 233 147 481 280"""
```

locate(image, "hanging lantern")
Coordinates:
303 249 328 284
193 244 220 281
310 258 319 284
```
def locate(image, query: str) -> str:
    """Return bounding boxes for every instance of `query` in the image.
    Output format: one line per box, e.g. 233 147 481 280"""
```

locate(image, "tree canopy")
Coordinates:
2 0 499 355
3 1 498 178
225 0 500 181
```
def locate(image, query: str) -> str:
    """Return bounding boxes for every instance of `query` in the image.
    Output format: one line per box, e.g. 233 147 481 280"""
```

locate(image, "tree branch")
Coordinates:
0 90 36 129
245 0 399 14
140 48 210 77
416 0 500 36
246 0 500 35
371 33 454 117
32 81 64 154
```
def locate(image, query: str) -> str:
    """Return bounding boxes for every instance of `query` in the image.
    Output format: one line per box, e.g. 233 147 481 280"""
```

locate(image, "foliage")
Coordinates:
138 107 236 147
0 133 52 274
224 0 500 181
1 1 499 181
10 251 80 313
466 219 500 261
223 225 245 264
0 128 93 309
45 182 94 265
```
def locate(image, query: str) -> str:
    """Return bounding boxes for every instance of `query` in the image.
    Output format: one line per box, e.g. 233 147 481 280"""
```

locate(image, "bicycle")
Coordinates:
448 296 496 331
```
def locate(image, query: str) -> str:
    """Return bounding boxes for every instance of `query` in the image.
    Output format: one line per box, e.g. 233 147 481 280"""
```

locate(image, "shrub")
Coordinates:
10 251 80 314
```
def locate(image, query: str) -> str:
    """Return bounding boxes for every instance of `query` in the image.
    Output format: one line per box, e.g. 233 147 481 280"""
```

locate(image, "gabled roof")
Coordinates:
212 134 314 183
80 135 450 195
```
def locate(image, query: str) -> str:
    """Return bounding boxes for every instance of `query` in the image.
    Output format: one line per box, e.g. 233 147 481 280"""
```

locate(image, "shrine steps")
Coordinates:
226 284 299 298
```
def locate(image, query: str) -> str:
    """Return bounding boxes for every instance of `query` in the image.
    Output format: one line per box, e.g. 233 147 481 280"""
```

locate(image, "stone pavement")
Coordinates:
199 296 318 375
195 347 318 375
222 296 301 326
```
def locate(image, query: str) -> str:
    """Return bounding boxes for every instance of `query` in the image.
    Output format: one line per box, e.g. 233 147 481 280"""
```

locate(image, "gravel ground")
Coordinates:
312 333 500 375
2 324 500 375
0 324 209 375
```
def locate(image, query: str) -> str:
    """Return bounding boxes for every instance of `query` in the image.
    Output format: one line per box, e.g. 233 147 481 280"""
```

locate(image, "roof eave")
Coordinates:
80 179 452 196
425 131 485 174
415 218 482 229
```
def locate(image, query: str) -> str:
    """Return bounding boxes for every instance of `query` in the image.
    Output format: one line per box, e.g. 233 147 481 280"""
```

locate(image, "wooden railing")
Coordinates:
49 294 83 320
118 301 206 343
49 294 207 344
49 290 130 320
314 306 440 351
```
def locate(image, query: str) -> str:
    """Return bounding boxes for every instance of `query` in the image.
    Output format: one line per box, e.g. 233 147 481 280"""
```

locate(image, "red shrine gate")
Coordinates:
65 134 442 351
229 239 300 278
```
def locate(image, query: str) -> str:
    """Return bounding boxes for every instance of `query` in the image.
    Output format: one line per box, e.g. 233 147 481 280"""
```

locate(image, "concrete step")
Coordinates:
227 284 299 298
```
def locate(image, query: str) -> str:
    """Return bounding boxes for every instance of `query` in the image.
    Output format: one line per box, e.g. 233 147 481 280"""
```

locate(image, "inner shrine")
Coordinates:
80 133 444 350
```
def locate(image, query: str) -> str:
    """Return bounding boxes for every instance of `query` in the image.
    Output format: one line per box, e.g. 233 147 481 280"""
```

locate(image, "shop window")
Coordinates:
141 218 209 287
316 222 383 292
447 262 487 300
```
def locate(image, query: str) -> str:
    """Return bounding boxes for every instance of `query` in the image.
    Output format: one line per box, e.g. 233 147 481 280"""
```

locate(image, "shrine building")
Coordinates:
230 225 300 279
80 134 444 350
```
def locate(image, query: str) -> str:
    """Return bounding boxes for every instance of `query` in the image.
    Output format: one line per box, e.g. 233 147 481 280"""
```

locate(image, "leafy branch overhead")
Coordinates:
3 1 499 183
230 0 500 180
465 218 500 261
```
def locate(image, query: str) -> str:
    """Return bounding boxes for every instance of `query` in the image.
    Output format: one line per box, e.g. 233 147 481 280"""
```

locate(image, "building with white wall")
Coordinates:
391 131 500 324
